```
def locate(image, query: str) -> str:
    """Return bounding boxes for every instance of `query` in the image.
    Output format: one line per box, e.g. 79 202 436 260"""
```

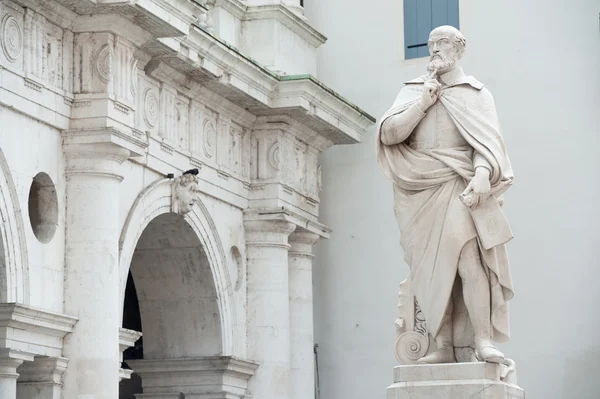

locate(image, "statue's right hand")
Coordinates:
418 78 441 111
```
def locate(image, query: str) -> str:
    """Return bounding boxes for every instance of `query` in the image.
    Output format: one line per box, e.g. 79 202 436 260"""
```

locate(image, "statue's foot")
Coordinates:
417 347 456 364
477 344 505 364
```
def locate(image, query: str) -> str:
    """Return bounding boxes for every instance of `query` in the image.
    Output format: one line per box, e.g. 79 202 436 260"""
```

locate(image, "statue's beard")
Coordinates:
427 54 456 73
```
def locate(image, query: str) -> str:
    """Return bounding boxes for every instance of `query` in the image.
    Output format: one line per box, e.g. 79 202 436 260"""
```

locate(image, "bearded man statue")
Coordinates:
377 25 515 364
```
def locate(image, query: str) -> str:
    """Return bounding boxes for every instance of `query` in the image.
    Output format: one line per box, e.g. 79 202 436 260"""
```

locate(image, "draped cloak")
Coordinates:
377 71 515 343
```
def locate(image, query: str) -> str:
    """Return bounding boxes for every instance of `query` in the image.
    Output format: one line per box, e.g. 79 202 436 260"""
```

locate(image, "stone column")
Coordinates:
62 141 130 399
244 218 296 399
288 231 320 399
17 357 68 399
0 350 32 399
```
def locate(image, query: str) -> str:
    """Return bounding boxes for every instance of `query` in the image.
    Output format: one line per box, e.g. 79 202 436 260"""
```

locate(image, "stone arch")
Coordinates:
0 147 29 304
118 178 234 356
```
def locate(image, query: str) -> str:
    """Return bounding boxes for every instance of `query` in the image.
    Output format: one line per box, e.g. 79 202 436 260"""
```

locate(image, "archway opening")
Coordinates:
119 212 223 398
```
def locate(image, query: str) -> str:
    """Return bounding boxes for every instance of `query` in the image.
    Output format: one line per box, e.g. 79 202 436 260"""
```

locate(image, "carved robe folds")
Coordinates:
377 68 515 345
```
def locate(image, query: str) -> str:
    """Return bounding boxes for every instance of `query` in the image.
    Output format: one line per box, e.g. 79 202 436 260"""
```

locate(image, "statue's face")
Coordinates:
427 32 458 73
176 183 197 214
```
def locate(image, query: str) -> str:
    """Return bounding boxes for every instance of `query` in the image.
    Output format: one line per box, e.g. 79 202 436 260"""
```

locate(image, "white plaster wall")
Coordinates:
305 0 600 398
0 106 65 312
240 19 318 75
211 8 242 47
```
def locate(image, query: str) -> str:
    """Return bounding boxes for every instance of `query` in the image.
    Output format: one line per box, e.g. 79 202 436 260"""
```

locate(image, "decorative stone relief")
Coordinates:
394 274 431 364
189 102 204 156
43 28 63 87
171 169 201 215
143 88 159 128
159 84 176 141
316 164 322 193
203 119 216 158
229 124 243 175
267 141 280 170
293 142 306 191
230 246 244 292
93 44 113 84
1 14 22 62
175 98 189 150
130 58 138 97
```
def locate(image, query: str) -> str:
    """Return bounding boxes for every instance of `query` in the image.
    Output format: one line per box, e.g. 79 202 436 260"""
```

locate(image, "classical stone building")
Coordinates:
0 0 373 398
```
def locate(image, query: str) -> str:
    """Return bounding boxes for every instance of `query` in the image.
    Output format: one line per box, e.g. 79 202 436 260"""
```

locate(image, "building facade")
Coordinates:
0 0 373 398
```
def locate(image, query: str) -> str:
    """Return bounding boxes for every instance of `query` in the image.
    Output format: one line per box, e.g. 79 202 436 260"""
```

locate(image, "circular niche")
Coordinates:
28 172 58 243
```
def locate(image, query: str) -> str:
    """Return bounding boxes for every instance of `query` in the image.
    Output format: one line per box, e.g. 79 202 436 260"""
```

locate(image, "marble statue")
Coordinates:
171 169 201 215
377 26 515 365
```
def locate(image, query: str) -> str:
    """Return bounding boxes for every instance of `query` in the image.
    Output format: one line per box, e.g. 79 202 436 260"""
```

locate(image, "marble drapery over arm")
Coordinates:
377 77 514 193
380 103 426 145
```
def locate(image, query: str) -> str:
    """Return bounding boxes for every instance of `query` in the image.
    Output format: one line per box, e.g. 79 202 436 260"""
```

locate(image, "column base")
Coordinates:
387 362 524 399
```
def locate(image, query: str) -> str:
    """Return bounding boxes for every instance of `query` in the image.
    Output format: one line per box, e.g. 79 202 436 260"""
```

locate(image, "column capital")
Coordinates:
243 210 299 249
244 218 297 249
0 349 33 377
62 128 148 180
289 230 320 258
17 356 69 384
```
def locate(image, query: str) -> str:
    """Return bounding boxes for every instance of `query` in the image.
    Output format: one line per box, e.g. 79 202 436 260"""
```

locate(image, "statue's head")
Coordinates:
171 173 200 215
426 25 466 75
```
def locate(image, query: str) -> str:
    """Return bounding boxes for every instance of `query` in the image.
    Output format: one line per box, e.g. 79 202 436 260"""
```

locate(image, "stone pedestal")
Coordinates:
387 362 524 399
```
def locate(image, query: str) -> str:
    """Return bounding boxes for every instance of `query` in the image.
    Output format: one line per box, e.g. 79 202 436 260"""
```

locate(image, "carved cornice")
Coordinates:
244 207 330 239
62 127 148 158
161 27 374 145
0 304 77 337
52 0 202 38
210 0 247 19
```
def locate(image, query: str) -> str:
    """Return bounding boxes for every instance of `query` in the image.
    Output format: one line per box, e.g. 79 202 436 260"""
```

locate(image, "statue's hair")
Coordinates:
453 31 467 59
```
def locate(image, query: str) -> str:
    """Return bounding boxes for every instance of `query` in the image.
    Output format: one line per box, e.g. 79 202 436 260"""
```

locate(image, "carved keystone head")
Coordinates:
426 25 466 75
171 170 200 215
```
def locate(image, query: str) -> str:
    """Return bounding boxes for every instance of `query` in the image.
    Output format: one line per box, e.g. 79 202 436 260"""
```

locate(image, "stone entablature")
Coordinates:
0 0 373 221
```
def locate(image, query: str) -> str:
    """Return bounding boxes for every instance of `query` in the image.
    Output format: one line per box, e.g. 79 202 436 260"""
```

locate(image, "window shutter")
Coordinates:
415 0 433 58
404 0 419 60
404 0 460 60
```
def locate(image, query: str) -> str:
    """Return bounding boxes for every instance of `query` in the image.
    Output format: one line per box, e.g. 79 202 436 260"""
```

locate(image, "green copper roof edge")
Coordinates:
194 25 376 124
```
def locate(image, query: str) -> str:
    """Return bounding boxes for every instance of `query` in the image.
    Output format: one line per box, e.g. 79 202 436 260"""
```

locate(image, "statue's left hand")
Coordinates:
462 168 491 208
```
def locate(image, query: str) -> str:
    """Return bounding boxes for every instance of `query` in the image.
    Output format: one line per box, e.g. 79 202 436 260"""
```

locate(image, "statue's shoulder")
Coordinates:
453 75 485 90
